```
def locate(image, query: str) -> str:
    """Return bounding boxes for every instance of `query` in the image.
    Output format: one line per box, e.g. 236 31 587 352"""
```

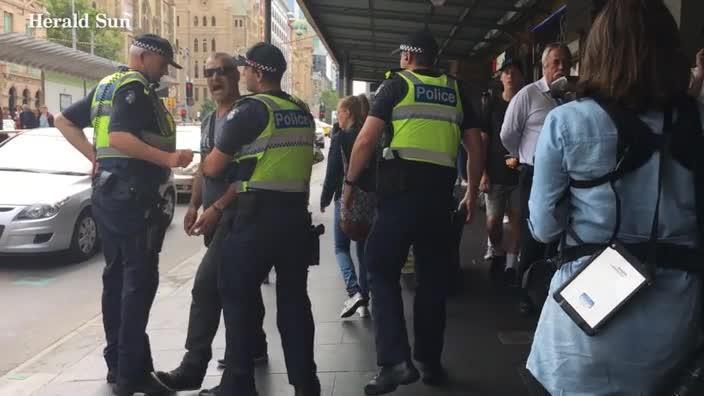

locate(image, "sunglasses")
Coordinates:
203 66 236 78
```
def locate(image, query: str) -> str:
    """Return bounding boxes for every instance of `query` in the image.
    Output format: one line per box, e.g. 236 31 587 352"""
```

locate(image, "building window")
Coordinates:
204 88 208 99
4 12 13 33
211 16 215 26
195 86 200 101
195 61 199 78
202 16 206 26
175 39 179 49
22 88 30 105
203 39 207 52
211 39 215 51
35 91 41 108
176 15 180 26
194 39 198 52
194 16 198 26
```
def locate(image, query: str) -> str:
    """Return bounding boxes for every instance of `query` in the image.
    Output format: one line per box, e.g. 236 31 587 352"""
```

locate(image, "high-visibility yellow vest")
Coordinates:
387 70 463 168
90 70 176 160
233 93 314 193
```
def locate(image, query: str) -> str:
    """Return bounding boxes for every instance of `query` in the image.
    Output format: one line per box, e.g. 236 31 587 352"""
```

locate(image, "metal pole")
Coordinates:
264 0 271 44
90 31 95 55
71 0 77 50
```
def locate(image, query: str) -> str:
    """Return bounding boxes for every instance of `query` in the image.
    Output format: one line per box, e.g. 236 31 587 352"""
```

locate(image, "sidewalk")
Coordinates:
0 210 546 396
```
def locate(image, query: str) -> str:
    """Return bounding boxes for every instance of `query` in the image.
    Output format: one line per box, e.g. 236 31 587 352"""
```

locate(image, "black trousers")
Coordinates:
181 210 267 379
93 188 161 390
218 199 317 394
518 166 557 276
365 190 453 367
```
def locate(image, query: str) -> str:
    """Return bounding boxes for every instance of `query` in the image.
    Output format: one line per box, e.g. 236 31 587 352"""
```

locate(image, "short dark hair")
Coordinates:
412 51 435 67
577 0 690 111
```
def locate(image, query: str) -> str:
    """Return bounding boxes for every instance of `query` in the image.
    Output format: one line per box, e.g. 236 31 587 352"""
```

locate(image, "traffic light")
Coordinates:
185 82 194 106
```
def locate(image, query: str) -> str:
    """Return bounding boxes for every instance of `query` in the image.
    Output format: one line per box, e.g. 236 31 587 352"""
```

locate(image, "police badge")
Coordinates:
125 90 136 105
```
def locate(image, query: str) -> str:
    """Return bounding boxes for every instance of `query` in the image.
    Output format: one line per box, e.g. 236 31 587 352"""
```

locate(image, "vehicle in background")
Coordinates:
173 125 201 199
0 128 176 262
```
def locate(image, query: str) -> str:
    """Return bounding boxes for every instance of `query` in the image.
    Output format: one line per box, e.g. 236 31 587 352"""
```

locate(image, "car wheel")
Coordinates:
162 188 176 226
69 208 99 261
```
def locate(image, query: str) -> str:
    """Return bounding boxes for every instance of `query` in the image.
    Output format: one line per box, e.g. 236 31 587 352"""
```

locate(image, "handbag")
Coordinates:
339 145 376 241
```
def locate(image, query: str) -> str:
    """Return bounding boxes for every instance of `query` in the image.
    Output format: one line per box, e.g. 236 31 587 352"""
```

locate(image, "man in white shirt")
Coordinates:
500 43 571 313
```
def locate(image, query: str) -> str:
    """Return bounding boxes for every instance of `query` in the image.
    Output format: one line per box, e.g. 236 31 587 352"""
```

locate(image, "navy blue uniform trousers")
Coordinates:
218 198 317 394
92 187 161 390
366 190 453 367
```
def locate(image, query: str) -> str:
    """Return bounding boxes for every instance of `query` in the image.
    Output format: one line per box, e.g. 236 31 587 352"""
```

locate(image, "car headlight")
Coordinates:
15 197 70 220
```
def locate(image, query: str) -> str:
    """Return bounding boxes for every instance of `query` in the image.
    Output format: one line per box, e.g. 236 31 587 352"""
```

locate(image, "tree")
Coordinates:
319 89 339 122
200 98 215 117
45 0 125 62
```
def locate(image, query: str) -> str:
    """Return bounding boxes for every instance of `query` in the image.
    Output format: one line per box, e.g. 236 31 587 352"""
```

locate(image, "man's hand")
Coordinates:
505 157 519 170
184 205 198 235
479 174 490 193
169 149 194 168
189 206 222 236
460 189 478 224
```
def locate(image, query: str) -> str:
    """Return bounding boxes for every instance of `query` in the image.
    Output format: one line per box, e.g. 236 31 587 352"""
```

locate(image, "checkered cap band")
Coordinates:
244 57 277 73
400 44 424 54
132 40 167 57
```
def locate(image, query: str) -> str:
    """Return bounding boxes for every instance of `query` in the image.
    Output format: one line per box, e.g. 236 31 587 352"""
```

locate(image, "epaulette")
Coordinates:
384 68 404 80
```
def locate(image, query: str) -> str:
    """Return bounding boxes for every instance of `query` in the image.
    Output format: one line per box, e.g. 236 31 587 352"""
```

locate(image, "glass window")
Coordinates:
194 16 198 26
203 39 207 53
211 16 215 26
195 60 199 78
194 39 198 52
4 12 13 33
202 16 206 26
176 15 180 26
195 86 199 101
0 133 92 175
211 39 215 51
175 39 179 49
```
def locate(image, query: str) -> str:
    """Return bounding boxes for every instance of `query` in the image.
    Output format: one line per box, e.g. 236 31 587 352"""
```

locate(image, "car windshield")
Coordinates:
0 132 91 175
177 128 201 152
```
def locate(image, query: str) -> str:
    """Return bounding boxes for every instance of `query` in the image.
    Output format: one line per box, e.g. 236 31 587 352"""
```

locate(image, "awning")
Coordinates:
0 33 124 80
297 0 552 81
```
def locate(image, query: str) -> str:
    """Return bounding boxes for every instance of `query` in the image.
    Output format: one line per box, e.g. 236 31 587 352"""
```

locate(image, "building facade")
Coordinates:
290 18 313 109
171 0 248 118
0 0 46 115
271 0 292 93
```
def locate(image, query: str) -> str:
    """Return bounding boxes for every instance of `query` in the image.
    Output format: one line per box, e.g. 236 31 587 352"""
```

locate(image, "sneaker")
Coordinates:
340 292 366 318
484 245 496 260
357 306 370 318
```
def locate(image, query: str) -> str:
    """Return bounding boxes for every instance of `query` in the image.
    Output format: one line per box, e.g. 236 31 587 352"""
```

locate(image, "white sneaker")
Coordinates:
484 245 496 260
357 306 369 318
340 292 365 318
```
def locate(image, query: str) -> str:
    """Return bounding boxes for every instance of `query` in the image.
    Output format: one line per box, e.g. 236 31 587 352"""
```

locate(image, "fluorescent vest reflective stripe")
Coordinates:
90 70 176 160
233 94 314 193
388 70 463 168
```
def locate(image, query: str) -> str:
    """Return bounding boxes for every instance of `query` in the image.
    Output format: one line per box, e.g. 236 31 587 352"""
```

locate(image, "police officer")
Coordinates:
342 30 484 395
152 52 268 395
202 43 320 396
55 33 193 395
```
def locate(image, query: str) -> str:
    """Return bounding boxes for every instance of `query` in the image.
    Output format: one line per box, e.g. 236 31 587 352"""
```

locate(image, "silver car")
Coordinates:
173 125 201 198
0 128 176 261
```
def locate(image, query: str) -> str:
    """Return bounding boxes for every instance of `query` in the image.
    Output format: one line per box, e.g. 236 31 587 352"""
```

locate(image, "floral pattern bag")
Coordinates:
339 146 376 241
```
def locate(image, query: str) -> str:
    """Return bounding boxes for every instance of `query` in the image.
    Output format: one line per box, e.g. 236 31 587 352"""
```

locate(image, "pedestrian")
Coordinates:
38 105 54 127
527 0 703 393
151 52 268 396
499 42 572 314
321 95 370 319
342 29 484 395
19 104 38 129
54 33 192 396
202 42 320 396
480 59 524 283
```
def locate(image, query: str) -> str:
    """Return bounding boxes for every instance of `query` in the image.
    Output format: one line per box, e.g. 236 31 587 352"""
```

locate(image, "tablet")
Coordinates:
553 243 651 336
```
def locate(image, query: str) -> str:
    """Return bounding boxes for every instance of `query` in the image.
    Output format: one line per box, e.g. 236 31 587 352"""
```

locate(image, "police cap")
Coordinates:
392 29 439 59
132 33 182 69
233 42 287 77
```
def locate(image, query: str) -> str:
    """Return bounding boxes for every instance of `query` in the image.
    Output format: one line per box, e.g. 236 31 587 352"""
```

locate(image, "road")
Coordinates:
0 152 329 377
0 203 204 376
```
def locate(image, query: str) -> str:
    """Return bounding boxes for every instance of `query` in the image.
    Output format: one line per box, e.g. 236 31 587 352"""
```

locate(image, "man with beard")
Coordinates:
152 53 268 396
